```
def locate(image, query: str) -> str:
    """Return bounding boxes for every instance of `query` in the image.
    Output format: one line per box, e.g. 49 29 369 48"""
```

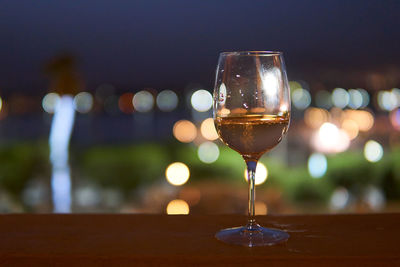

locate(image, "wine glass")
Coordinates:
213 51 291 247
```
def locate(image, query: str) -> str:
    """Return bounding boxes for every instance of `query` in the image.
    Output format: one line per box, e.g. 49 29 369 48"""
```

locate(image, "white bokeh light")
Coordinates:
364 140 383 163
133 90 154 112
197 142 220 164
348 89 363 109
312 122 350 154
156 90 178 112
292 88 311 110
308 153 327 178
42 93 60 114
191 90 213 112
330 187 350 210
73 92 93 113
332 88 349 108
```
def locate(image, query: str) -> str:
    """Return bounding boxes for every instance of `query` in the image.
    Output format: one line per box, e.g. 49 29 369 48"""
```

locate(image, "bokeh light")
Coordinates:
315 90 332 109
118 93 134 114
332 88 349 108
377 90 399 111
344 110 374 132
348 89 363 109
363 186 385 211
191 89 212 112
291 88 311 110
42 93 60 114
364 140 383 163
156 90 178 112
166 199 189 215
312 122 350 154
165 162 190 186
197 141 219 164
173 120 197 143
308 153 327 178
200 118 219 141
330 187 350 210
244 162 268 185
254 201 268 215
133 90 154 112
304 108 331 129
341 119 359 140
390 108 400 130
358 88 370 108
73 92 93 113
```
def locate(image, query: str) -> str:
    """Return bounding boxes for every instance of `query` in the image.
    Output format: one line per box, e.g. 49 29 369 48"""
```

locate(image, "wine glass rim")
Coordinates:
220 51 283 56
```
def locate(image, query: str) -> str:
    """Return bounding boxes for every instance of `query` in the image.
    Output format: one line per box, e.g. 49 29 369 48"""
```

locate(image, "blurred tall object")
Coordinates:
45 54 83 213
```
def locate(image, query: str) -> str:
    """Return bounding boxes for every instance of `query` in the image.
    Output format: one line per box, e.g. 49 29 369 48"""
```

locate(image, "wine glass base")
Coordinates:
215 224 289 247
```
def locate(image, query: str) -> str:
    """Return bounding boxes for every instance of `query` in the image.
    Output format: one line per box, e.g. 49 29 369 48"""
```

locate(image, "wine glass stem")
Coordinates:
246 160 257 226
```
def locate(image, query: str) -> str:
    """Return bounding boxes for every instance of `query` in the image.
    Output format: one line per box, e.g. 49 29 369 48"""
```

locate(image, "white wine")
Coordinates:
215 115 289 160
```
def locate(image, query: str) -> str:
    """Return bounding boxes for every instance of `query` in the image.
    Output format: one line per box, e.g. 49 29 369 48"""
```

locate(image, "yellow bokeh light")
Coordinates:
304 108 330 129
165 162 190 186
255 201 268 215
173 120 197 143
166 199 190 215
344 110 374 131
244 162 268 185
341 119 359 140
200 118 219 141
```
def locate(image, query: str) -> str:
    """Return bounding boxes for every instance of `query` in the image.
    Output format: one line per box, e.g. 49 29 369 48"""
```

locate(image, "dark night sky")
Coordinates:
1 0 399 93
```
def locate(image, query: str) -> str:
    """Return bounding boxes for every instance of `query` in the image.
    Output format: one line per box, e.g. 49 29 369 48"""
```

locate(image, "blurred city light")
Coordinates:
166 199 189 215
312 122 350 154
363 186 385 211
133 90 154 112
165 162 190 186
190 89 212 112
197 141 219 164
291 88 311 110
244 162 268 185
156 90 178 112
173 120 197 143
75 186 101 207
254 201 268 215
348 89 363 109
364 140 383 163
42 93 60 114
0 97 3 112
73 92 93 113
200 118 219 141
390 108 400 130
308 153 327 178
118 93 134 114
332 88 349 108
341 119 359 140
49 95 75 213
304 108 330 129
344 110 374 132
315 90 333 109
330 187 350 210
358 88 370 108
377 90 399 111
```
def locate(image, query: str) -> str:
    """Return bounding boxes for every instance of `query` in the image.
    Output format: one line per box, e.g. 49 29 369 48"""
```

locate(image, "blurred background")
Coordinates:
0 0 400 214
